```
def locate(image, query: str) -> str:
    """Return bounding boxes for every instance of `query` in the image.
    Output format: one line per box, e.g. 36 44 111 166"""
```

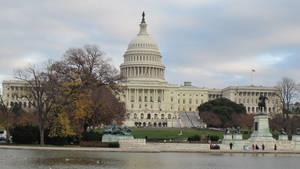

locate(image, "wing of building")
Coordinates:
1 13 282 128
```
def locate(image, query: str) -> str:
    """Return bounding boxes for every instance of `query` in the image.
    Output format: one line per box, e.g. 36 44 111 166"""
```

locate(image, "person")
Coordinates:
274 144 277 150
252 144 255 150
255 144 259 150
229 142 233 150
262 144 265 150
210 143 213 149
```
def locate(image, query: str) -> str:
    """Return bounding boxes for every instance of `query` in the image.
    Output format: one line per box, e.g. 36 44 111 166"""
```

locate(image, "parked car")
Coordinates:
0 130 7 141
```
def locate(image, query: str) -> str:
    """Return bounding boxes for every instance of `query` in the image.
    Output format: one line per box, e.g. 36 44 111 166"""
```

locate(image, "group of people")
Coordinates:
229 142 278 151
251 144 265 150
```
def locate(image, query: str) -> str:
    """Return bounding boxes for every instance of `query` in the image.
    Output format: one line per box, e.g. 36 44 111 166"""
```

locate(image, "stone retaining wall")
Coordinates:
119 138 146 148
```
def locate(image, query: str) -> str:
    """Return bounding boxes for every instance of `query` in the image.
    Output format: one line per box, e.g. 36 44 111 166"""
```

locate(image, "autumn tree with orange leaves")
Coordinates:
48 45 125 138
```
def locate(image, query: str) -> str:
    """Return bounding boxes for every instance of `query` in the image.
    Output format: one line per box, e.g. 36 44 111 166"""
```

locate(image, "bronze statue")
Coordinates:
103 120 132 136
225 128 231 134
235 127 241 134
296 128 300 135
280 128 287 135
258 95 268 113
141 11 146 23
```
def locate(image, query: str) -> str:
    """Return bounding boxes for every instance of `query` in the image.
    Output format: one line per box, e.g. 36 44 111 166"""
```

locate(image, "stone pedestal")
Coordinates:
248 113 275 142
233 134 243 140
102 134 134 143
292 135 300 150
222 134 232 144
233 134 244 148
278 135 288 141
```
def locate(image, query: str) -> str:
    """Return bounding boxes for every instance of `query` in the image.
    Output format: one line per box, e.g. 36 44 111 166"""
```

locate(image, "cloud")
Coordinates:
1 0 300 91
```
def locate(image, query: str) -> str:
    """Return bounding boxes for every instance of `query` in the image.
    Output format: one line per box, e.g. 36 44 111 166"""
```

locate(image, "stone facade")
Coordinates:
1 80 32 110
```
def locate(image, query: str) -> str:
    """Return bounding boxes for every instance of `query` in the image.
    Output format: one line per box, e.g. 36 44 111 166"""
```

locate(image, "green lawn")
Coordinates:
131 128 223 141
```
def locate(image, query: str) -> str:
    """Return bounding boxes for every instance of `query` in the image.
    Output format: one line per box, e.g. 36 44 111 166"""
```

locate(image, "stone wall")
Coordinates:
119 138 146 148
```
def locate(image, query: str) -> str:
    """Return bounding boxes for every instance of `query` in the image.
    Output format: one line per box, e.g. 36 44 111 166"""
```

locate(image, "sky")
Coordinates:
1 0 300 91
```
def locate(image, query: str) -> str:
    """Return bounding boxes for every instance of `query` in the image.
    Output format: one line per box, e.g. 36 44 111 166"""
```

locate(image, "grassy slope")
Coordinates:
131 129 223 140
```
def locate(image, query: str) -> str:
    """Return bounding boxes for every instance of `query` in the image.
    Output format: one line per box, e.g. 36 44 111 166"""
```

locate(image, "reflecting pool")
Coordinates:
0 149 299 169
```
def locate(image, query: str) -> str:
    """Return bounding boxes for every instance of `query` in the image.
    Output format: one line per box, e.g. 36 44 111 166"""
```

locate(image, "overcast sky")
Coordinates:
1 0 300 91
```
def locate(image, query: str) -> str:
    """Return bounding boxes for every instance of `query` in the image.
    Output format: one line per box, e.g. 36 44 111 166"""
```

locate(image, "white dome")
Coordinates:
128 35 158 50
127 22 159 51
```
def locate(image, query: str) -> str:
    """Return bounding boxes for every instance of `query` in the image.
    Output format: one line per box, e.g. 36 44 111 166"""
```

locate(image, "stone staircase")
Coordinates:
179 112 206 128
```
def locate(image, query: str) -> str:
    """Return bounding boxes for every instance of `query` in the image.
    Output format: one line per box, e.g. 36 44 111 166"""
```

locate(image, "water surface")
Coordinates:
0 149 299 169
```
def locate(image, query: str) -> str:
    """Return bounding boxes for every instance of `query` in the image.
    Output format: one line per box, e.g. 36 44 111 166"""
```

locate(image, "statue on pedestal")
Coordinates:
258 95 268 113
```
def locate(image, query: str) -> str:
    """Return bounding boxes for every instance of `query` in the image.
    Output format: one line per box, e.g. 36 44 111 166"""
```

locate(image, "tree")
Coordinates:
231 113 254 132
15 64 57 145
49 45 125 138
199 111 222 127
198 98 247 128
277 77 298 118
0 96 24 143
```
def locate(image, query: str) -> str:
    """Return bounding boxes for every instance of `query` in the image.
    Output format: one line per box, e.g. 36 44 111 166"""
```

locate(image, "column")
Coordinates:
135 88 138 103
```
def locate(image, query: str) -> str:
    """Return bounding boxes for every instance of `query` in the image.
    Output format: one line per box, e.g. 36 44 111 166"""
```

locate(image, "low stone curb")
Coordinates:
1 145 300 154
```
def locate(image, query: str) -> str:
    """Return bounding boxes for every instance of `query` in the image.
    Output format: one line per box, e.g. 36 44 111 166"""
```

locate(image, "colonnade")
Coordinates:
126 88 165 105
122 66 164 79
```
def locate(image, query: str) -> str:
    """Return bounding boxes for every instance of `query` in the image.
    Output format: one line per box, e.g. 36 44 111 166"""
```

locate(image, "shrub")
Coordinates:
187 135 200 142
209 135 219 142
81 130 103 142
108 142 119 148
11 125 39 144
44 129 79 145
80 141 119 148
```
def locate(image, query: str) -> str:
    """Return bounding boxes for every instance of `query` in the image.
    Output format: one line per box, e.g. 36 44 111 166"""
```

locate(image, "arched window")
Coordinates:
168 114 171 119
141 113 144 119
147 113 151 119
161 114 165 119
134 113 137 119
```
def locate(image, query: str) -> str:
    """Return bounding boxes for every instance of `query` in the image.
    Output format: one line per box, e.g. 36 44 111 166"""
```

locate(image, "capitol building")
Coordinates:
1 14 282 128
117 14 281 128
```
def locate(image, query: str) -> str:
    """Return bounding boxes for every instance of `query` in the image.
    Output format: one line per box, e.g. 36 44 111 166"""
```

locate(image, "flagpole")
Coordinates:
251 69 255 86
